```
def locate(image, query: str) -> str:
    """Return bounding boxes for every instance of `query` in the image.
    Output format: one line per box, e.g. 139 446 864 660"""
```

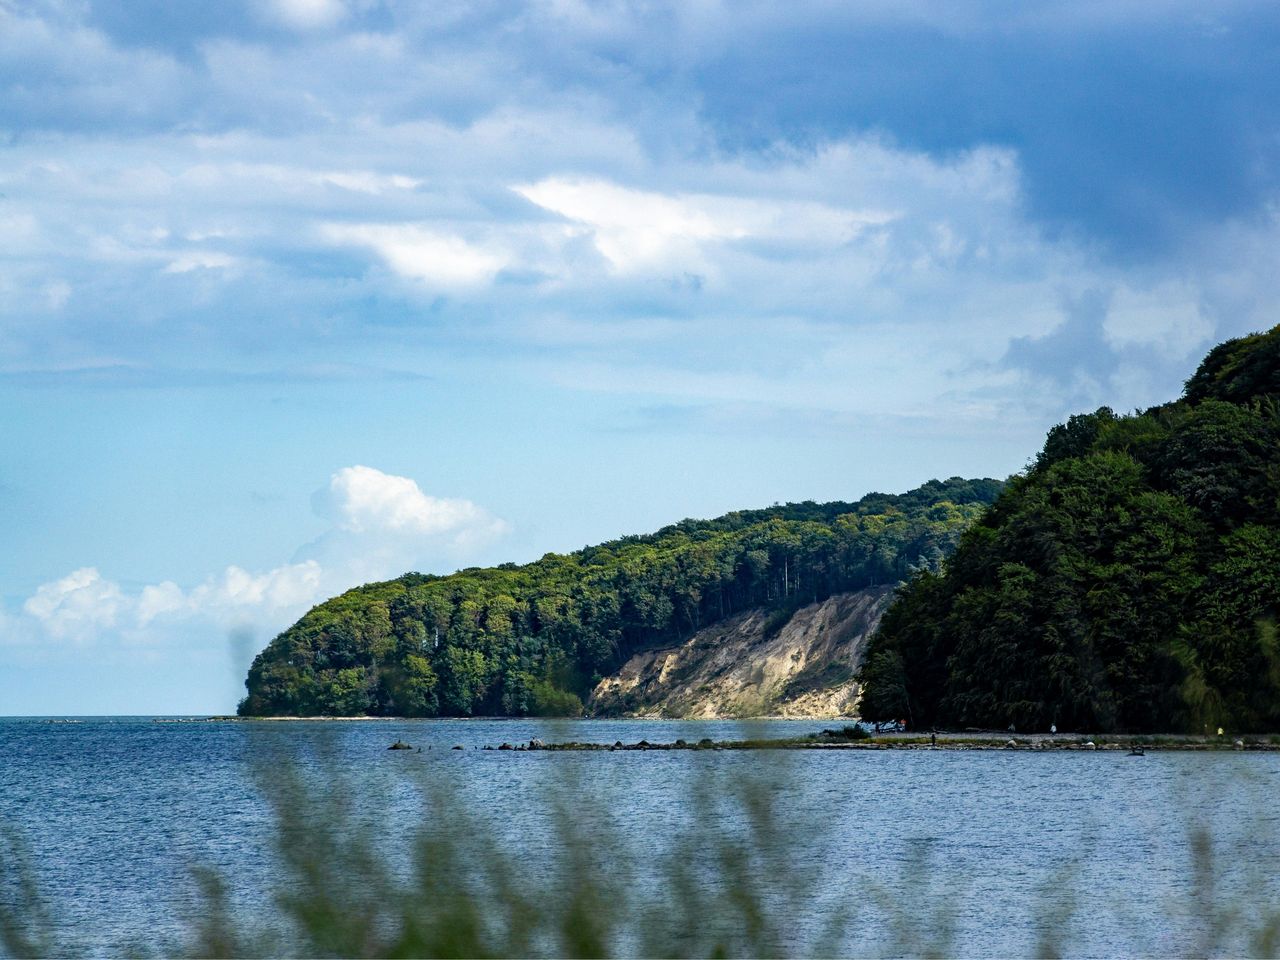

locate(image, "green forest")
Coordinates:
859 325 1280 734
239 478 1002 717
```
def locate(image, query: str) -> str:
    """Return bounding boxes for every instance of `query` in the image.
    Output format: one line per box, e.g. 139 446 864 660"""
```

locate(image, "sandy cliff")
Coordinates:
588 586 896 718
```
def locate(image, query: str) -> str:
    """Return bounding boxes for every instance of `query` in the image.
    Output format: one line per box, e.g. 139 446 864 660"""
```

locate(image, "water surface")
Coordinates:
2 717 1277 956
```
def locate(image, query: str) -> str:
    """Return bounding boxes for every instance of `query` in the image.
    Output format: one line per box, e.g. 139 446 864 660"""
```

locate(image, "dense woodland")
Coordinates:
859 325 1280 733
239 478 1002 717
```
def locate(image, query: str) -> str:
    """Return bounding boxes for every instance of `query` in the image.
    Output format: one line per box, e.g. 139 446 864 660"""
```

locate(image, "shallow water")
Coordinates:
2 717 1279 957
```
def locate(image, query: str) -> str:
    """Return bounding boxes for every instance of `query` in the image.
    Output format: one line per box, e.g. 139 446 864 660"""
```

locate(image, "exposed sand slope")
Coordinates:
588 586 896 718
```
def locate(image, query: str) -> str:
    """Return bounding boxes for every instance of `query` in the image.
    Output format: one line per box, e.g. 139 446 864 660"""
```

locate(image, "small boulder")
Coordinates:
388 740 413 751
1082 741 1097 750
1234 739 1245 750
1005 739 1017 748
498 742 513 751
451 745 464 750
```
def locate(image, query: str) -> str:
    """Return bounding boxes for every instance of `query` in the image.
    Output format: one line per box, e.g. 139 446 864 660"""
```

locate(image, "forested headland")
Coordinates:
239 478 1002 717
243 325 1280 730
859 325 1280 734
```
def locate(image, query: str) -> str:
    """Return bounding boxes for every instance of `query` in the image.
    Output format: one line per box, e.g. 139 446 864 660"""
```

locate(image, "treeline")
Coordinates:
860 325 1280 733
239 478 1002 717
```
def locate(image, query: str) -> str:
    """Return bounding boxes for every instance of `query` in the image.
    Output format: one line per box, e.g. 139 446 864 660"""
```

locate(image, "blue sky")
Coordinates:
3 0 1279 714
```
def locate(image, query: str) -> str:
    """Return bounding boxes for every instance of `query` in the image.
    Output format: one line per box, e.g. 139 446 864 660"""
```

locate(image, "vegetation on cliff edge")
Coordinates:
239 478 1002 717
859 325 1280 734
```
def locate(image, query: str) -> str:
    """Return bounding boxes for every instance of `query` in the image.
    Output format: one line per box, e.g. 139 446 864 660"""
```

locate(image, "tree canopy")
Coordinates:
239 478 1003 717
859 325 1280 733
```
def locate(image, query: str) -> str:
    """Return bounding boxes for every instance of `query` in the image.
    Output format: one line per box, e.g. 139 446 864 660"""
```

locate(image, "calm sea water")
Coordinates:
2 717 1279 957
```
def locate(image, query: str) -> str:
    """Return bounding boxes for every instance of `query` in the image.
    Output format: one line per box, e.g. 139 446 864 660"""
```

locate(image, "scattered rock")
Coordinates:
675 739 688 747
498 742 513 750
529 738 544 750
388 740 413 750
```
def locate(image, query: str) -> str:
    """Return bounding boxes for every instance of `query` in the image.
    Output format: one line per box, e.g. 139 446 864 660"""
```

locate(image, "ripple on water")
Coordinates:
1 717 1278 957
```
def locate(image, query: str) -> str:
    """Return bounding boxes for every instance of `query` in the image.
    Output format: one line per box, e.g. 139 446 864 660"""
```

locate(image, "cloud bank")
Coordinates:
3 468 506 682
1 1 1276 428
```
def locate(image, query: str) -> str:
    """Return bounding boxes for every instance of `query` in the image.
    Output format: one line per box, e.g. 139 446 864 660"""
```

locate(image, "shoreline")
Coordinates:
150 715 865 724
488 732 1280 752
150 716 1280 750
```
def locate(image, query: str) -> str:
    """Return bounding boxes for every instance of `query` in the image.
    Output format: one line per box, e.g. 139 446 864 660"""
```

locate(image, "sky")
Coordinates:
2 0 1279 714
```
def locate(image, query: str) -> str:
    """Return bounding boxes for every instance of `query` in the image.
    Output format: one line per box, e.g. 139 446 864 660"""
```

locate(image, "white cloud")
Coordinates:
136 580 187 624
512 176 891 274
201 562 324 611
15 560 325 646
319 223 506 286
22 568 126 643
9 469 507 650
318 464 506 541
135 562 324 626
266 0 348 31
316 171 421 194
514 177 744 272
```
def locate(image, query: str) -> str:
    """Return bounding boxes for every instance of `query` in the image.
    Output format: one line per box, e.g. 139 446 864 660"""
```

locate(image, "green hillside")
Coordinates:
239 478 1002 717
859 326 1280 734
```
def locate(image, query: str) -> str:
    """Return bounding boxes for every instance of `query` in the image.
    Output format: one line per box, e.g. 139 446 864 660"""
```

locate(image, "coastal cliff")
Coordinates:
238 477 1001 718
588 587 895 718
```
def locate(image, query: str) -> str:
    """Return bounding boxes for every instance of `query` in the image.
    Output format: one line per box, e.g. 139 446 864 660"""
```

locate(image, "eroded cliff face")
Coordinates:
587 586 896 718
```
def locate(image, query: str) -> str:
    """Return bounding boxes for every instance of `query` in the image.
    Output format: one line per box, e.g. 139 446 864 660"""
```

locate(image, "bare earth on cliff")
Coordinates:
588 586 896 718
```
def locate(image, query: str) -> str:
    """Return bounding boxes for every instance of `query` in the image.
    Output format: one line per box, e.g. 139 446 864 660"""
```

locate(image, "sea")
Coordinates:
2 717 1279 958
